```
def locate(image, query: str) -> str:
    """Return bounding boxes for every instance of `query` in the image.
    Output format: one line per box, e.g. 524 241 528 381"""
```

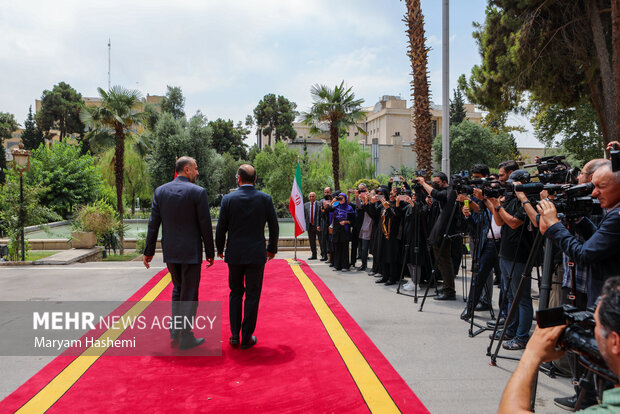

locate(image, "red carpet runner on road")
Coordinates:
0 260 428 413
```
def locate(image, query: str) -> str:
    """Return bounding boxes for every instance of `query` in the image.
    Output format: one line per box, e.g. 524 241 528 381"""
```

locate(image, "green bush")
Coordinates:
353 178 381 190
73 201 123 253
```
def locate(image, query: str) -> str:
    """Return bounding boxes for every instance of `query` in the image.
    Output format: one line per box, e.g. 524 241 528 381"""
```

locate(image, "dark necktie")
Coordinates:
311 203 314 225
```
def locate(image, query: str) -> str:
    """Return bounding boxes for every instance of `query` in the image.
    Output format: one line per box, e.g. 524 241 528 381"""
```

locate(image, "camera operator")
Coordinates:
537 162 620 293
499 276 620 413
461 164 501 319
486 163 536 350
416 172 459 300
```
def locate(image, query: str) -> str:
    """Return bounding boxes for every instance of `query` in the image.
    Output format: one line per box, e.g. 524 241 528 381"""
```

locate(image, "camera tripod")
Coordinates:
396 201 432 303
419 195 459 312
463 206 498 337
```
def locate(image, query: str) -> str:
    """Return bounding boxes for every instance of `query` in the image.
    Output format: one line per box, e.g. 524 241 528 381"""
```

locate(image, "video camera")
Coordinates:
514 182 602 219
537 305 618 383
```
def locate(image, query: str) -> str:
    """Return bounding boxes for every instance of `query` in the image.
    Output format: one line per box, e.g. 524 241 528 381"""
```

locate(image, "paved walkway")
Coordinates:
0 253 573 413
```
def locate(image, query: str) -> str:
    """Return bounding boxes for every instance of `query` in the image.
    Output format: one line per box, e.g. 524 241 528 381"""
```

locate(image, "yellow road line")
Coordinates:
287 260 400 414
17 273 172 414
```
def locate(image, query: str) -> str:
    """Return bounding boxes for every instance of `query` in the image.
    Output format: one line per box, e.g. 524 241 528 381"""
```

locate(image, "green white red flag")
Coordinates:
288 163 306 237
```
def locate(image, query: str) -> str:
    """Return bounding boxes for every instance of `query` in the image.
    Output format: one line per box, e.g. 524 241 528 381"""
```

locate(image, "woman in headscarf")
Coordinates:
331 192 355 271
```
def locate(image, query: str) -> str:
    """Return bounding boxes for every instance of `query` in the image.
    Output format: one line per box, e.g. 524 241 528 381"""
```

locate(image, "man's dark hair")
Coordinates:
472 164 490 177
599 277 620 337
175 156 195 173
237 164 256 183
433 172 448 183
499 160 519 174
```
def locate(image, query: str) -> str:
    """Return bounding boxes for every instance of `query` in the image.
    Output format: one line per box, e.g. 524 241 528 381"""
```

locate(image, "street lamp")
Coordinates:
11 142 31 262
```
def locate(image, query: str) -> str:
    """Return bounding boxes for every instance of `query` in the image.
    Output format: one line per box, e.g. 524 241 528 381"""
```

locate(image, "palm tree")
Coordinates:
80 86 145 254
302 82 366 190
404 0 433 176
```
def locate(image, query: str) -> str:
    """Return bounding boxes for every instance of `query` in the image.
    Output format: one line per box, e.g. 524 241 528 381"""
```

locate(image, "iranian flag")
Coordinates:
288 162 306 237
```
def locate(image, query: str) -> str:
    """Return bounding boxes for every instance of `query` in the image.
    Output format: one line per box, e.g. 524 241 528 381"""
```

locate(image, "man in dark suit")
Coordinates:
216 164 279 350
304 191 321 260
143 156 215 350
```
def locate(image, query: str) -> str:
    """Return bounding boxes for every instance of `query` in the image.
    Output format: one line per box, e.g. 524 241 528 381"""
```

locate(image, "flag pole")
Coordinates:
290 155 302 265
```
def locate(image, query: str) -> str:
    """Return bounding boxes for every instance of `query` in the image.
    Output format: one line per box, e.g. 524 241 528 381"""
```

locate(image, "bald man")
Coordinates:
216 164 279 349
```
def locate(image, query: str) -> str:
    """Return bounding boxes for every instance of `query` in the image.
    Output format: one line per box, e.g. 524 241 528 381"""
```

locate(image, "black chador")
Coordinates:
397 198 431 283
365 199 384 275
376 200 401 284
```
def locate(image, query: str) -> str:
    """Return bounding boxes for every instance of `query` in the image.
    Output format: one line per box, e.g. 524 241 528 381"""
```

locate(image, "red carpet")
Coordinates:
0 260 428 413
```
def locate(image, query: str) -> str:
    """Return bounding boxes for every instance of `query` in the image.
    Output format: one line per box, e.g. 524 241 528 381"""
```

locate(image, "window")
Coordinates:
394 131 400 136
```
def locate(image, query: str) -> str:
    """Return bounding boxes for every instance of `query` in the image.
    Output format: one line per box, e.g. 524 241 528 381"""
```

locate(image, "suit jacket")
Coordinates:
304 200 320 228
546 205 620 281
215 185 279 264
144 176 215 264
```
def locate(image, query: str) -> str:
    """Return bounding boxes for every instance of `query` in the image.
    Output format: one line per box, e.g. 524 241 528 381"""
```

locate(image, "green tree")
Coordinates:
254 141 298 214
529 101 604 164
467 0 614 147
26 141 102 217
146 112 221 202
253 94 298 146
21 106 44 151
302 82 366 190
0 112 19 184
208 118 249 160
433 121 519 173
37 82 85 142
99 142 151 215
0 171 62 259
80 86 145 254
450 88 467 126
160 85 185 120
247 144 261 164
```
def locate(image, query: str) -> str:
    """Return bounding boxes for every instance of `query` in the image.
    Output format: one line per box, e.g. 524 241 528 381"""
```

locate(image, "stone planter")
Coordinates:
71 231 97 249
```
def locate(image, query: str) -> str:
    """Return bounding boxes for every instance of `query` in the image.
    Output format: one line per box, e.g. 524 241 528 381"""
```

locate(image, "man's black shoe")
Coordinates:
460 308 472 320
487 318 505 328
475 303 491 312
320 257 328 261
384 281 396 286
179 336 205 350
554 394 597 411
328 263 334 267
308 256 317 260
376 278 388 284
357 266 367 271
434 293 456 301
229 336 240 347
241 336 257 350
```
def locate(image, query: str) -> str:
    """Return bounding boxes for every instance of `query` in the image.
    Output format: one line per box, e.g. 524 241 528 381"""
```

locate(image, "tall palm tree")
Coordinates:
80 86 145 254
302 82 366 190
404 0 432 176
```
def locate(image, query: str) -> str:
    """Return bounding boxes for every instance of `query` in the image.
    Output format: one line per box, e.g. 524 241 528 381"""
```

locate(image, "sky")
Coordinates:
0 0 541 147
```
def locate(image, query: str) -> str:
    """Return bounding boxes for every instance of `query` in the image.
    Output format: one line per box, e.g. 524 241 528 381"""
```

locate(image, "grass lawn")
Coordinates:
103 252 141 262
26 251 61 261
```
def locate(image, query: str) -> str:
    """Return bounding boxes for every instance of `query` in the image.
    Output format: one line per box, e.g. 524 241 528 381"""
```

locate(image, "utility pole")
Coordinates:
441 0 450 177
108 38 111 90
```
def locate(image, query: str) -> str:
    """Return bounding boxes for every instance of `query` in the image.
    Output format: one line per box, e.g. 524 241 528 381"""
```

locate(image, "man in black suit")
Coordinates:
216 164 279 350
143 156 215 350
304 191 321 260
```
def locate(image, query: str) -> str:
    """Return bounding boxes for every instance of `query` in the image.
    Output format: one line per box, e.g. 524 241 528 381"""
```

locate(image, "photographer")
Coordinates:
461 164 500 319
498 276 620 413
537 162 620 293
355 184 373 271
416 172 459 300
319 187 333 262
486 164 536 350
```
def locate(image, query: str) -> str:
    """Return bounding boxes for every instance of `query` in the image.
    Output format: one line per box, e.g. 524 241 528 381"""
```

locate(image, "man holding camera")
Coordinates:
486 163 536 350
416 172 458 300
537 162 620 293
499 277 620 413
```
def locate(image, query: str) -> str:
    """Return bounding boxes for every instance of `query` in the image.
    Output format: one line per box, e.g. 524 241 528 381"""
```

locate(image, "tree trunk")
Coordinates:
405 0 433 177
587 0 614 147
114 124 125 255
589 78 610 152
330 124 340 191
613 0 620 150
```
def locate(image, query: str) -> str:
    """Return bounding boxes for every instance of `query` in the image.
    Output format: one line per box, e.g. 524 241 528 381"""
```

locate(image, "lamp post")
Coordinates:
11 142 31 262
